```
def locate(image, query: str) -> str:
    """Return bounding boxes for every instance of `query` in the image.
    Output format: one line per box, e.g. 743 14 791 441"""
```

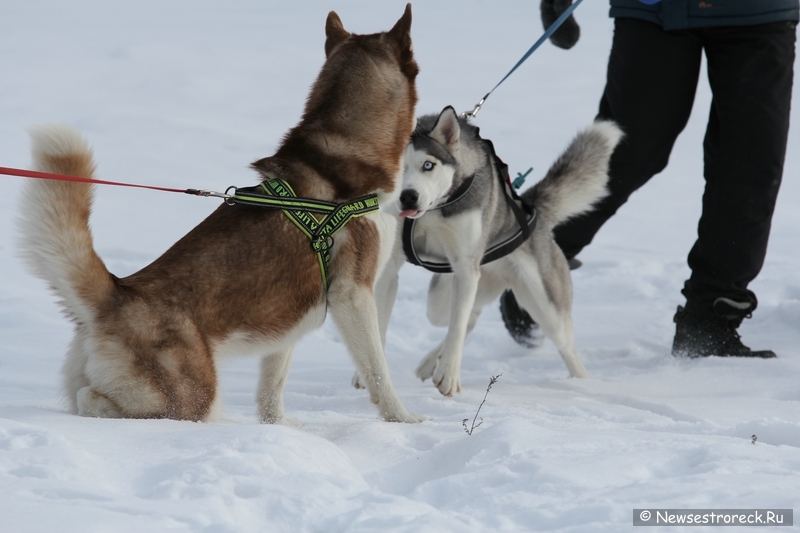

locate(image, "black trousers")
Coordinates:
554 17 797 305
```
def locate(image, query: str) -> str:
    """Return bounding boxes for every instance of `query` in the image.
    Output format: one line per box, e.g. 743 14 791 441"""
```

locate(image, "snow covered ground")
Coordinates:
1 1 799 531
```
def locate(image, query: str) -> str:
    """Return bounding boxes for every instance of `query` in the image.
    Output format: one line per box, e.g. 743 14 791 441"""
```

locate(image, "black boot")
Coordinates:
499 257 582 347
671 297 776 358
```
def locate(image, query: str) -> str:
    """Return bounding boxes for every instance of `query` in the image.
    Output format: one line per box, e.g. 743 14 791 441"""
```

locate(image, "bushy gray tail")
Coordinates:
523 120 623 226
17 125 114 324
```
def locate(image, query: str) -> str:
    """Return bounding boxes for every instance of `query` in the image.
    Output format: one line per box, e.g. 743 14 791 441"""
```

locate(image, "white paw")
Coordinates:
570 368 591 379
415 350 440 381
351 371 366 389
432 364 461 397
257 397 284 425
77 386 122 418
382 408 427 423
259 413 283 424
279 417 304 428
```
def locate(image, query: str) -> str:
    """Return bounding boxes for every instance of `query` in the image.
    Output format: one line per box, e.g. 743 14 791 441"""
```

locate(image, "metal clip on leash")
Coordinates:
184 187 235 200
461 94 488 121
185 188 233 200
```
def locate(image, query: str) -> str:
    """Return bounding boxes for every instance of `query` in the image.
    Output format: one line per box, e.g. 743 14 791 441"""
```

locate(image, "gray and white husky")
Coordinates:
363 106 622 396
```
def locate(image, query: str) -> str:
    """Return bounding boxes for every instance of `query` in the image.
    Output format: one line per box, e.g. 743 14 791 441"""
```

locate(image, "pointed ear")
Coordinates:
325 11 350 57
387 3 412 50
430 106 461 150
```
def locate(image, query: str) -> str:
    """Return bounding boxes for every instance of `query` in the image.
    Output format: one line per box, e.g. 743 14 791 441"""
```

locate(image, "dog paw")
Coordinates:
415 351 440 381
279 417 304 428
560 351 591 378
258 413 283 424
351 371 366 389
382 409 427 423
77 386 125 418
259 413 303 427
378 398 427 423
432 368 461 397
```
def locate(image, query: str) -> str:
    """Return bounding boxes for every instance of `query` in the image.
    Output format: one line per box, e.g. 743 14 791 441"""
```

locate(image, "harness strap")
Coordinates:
3 164 378 291
436 174 476 211
231 180 338 213
232 179 379 291
402 150 536 274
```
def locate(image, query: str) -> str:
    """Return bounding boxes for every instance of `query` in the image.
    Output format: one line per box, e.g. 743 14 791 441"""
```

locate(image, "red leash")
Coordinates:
0 165 229 198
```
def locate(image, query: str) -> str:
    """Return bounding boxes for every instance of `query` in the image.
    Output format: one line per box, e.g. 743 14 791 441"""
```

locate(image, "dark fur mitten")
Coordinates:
541 0 580 50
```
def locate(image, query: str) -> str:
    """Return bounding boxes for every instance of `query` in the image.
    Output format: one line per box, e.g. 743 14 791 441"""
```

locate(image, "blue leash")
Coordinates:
462 0 584 120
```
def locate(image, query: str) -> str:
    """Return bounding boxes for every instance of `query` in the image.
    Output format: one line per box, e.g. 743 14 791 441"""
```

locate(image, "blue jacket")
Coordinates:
610 0 800 30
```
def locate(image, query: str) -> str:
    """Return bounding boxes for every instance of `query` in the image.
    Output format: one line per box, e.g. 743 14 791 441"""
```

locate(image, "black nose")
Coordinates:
399 189 419 209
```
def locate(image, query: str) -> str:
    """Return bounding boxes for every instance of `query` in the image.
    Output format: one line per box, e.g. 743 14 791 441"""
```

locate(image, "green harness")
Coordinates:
231 179 380 291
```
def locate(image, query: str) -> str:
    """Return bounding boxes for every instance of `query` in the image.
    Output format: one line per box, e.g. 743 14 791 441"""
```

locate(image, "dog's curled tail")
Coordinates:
524 120 623 227
17 125 115 324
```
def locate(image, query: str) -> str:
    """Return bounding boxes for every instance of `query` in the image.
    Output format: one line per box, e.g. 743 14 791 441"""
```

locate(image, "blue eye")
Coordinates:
422 161 435 171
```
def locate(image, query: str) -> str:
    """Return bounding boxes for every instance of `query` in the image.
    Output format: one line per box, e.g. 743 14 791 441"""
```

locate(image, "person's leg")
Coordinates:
673 20 796 358
554 17 703 258
688 21 795 300
502 17 703 346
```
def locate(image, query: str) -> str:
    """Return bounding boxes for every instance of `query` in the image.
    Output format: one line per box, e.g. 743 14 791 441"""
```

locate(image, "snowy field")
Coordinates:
1 1 800 531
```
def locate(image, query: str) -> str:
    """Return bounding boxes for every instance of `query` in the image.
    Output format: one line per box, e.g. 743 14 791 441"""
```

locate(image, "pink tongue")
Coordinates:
399 209 419 218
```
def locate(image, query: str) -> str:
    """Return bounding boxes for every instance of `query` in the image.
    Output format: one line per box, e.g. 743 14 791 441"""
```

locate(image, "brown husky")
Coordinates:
17 5 423 424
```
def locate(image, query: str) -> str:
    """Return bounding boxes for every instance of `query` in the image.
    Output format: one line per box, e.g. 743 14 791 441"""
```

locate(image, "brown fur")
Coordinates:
19 5 421 423
35 154 115 308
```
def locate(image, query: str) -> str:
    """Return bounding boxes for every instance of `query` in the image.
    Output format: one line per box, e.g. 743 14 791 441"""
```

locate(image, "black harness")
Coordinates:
402 140 537 274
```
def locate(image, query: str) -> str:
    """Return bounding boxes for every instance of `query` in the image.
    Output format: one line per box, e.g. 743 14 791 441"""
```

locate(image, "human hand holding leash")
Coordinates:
541 0 580 49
